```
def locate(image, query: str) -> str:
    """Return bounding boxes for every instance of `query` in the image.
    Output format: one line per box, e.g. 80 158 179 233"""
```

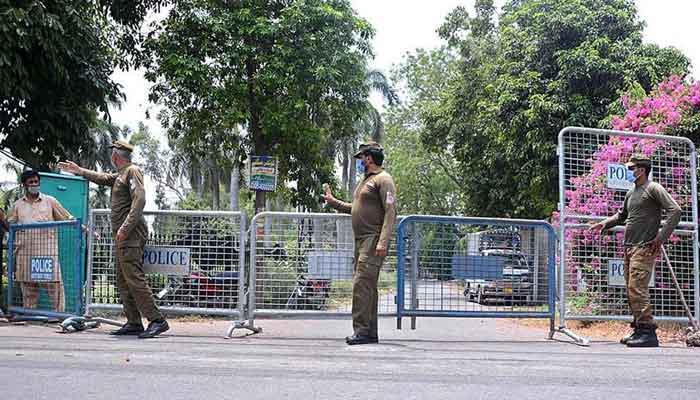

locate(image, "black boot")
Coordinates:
620 322 638 344
626 325 659 348
138 319 170 339
110 323 145 336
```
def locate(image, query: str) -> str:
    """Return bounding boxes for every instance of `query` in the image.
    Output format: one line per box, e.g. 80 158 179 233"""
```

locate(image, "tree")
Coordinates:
142 0 375 212
423 0 691 218
129 122 187 209
0 0 165 169
62 110 124 208
383 47 464 215
340 68 399 195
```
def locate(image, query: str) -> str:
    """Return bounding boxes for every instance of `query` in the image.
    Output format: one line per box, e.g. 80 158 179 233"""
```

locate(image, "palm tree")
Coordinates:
341 69 399 194
64 111 124 173
0 162 24 212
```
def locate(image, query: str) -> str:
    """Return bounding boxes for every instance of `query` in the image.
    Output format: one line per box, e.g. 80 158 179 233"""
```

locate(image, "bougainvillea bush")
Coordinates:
557 76 700 315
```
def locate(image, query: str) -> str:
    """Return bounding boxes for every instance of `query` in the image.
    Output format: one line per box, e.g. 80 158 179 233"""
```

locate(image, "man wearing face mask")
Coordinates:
322 142 397 345
0 170 74 312
590 155 681 347
58 140 169 339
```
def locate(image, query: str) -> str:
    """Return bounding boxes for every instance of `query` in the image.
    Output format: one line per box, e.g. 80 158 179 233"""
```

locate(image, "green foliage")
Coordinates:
177 191 211 211
142 0 375 210
421 0 691 218
0 1 121 168
384 47 464 215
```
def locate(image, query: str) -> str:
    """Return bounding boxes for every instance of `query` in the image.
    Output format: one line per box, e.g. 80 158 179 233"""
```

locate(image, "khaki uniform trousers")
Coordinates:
115 243 163 324
624 245 658 327
352 234 385 337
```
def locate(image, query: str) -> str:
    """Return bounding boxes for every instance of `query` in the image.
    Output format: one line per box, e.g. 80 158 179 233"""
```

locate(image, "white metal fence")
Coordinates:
245 212 401 324
558 127 699 328
86 210 247 320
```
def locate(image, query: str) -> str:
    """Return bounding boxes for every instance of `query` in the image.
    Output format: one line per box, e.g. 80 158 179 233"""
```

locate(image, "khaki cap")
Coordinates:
625 154 652 168
353 141 384 158
110 140 135 152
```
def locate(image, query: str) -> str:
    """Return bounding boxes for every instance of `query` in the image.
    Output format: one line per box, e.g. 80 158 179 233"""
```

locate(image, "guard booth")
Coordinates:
34 172 88 314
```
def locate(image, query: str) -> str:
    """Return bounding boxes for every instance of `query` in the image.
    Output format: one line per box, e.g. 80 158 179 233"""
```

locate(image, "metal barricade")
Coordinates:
558 127 699 336
395 215 557 334
7 219 83 318
86 210 248 326
246 212 402 327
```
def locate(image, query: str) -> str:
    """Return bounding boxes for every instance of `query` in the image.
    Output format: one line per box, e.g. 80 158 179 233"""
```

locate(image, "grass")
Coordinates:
327 270 396 309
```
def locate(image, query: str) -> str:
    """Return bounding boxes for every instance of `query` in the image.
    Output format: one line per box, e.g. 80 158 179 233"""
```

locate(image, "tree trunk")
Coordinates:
223 166 232 194
196 165 207 199
247 55 267 214
230 166 239 211
211 163 220 210
348 138 357 195
341 139 349 192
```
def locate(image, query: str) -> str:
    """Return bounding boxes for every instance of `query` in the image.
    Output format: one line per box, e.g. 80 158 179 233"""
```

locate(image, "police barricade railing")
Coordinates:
244 212 404 330
85 209 255 335
6 219 83 319
395 215 560 338
561 222 697 323
558 127 699 339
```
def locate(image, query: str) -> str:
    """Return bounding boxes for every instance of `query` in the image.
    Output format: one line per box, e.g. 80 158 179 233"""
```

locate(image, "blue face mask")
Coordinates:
625 169 637 183
356 158 366 174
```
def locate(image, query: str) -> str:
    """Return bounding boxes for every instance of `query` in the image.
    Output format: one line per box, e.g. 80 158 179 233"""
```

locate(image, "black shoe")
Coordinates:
138 320 169 339
346 334 376 345
626 326 659 348
620 322 639 344
345 335 379 344
110 323 144 336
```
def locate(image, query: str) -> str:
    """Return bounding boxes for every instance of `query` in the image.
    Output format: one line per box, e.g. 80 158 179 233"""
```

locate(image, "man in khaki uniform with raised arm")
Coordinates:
323 142 397 345
58 140 169 338
591 154 681 347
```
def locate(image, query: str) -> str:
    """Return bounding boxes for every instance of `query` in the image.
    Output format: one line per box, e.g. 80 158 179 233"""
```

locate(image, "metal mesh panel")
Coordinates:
249 212 401 317
564 226 695 319
397 217 556 318
7 220 83 316
87 210 246 317
559 127 699 322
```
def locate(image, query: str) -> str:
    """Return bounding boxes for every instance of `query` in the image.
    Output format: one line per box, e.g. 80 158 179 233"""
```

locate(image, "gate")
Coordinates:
86 210 249 327
558 127 699 332
395 215 557 335
244 212 402 329
6 220 83 318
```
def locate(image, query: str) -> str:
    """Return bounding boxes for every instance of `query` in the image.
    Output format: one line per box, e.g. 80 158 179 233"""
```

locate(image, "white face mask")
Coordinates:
27 185 40 195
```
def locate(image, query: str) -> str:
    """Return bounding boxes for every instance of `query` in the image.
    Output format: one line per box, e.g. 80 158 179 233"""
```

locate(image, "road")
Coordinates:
2 316 699 400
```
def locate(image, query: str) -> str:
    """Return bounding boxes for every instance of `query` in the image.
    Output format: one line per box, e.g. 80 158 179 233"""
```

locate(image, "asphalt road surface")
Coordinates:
2 317 699 400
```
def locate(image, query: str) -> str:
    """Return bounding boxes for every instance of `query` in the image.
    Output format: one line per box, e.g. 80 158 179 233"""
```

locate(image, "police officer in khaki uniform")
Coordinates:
58 140 169 338
323 142 397 345
591 155 681 347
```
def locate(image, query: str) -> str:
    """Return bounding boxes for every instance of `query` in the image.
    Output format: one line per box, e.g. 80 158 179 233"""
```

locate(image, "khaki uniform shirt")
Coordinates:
8 194 73 282
81 164 148 247
329 168 397 249
602 181 682 246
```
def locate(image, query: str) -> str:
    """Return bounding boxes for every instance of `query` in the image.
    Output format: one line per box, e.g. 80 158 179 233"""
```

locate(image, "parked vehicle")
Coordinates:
156 269 239 310
285 273 331 310
456 248 533 305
